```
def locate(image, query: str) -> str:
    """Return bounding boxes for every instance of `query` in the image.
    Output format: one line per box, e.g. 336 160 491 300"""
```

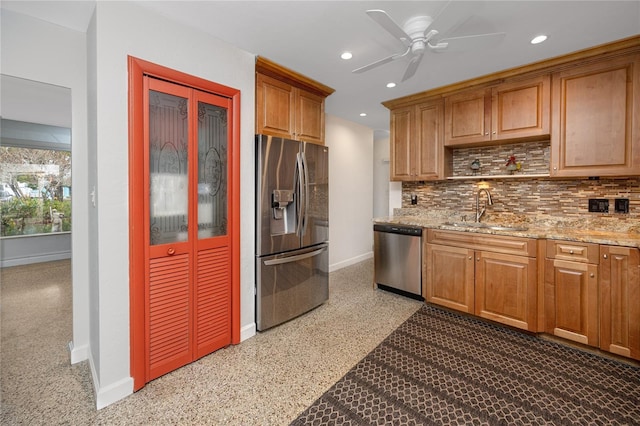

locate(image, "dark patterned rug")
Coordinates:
291 304 640 425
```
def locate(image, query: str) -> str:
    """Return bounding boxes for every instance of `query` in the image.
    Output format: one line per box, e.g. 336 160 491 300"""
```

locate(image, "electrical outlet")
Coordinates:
410 194 418 205
588 198 609 213
615 198 630 213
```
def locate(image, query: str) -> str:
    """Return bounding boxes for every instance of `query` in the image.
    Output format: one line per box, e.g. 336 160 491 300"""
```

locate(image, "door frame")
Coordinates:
128 56 241 391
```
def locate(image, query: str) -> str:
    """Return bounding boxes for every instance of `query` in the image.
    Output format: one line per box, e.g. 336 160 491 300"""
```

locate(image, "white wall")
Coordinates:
373 130 390 219
1 8 91 364
88 1 256 408
325 114 374 271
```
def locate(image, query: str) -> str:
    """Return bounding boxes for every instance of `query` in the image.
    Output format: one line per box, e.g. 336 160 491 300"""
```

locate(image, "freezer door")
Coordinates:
256 135 301 256
256 243 329 330
301 142 329 248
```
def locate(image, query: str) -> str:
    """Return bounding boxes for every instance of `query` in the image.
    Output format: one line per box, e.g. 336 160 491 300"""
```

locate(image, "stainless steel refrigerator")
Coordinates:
255 134 329 331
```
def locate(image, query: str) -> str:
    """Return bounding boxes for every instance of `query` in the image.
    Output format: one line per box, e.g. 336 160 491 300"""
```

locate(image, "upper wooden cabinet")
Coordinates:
444 74 550 147
550 53 640 177
255 57 334 145
389 99 451 181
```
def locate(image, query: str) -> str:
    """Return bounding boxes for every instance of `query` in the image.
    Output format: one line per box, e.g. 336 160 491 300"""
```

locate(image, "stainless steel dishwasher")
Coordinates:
373 223 423 300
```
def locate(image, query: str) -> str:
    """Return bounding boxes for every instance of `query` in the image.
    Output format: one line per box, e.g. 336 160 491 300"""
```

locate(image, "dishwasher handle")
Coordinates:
373 224 422 236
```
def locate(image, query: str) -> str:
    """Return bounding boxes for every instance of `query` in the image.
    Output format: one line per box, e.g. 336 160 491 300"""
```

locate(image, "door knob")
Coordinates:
167 247 176 255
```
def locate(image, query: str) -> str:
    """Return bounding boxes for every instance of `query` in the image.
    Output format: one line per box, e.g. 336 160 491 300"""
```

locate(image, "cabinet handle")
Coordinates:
476 257 480 261
590 273 595 278
603 254 608 259
167 247 175 256
492 131 496 135
468 256 472 260
569 250 574 254
484 132 489 136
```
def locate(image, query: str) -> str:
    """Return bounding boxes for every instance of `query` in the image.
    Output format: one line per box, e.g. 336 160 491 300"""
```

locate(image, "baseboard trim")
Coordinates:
240 322 256 342
329 251 373 273
0 251 71 268
68 341 89 364
88 353 134 410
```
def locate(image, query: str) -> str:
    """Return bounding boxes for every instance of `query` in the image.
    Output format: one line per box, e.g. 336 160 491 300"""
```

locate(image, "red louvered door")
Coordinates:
144 77 232 381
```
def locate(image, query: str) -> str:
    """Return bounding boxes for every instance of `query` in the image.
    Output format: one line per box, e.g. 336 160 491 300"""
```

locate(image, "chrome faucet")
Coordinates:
475 188 493 222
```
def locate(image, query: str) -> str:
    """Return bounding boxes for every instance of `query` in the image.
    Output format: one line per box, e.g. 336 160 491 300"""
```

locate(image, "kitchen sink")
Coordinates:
443 222 529 232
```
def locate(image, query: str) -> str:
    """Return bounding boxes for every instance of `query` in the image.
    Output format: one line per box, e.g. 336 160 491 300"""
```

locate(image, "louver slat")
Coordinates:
147 254 191 379
195 247 231 358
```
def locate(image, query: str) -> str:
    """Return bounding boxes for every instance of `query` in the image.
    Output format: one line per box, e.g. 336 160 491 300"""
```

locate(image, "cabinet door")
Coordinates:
492 75 550 141
426 243 475 313
551 53 640 177
600 245 640 360
415 100 448 180
444 88 491 146
545 259 599 346
389 106 413 180
475 252 537 331
296 89 325 144
255 73 295 138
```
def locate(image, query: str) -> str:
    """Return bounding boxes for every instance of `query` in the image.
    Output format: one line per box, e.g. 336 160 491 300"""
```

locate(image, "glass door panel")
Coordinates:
148 89 189 246
196 96 230 240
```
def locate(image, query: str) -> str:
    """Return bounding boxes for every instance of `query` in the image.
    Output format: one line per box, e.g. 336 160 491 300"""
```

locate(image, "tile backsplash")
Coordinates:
403 177 640 220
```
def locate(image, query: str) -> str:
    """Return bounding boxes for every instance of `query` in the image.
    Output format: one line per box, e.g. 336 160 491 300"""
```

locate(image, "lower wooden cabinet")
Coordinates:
476 251 537 331
544 257 600 346
424 231 640 360
426 243 475 313
600 245 640 360
425 229 538 331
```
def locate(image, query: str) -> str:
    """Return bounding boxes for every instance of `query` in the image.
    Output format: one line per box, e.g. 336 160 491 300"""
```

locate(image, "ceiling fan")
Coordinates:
353 3 506 82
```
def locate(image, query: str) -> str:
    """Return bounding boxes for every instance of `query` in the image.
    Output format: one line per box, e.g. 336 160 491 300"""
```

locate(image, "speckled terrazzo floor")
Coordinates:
1 258 422 425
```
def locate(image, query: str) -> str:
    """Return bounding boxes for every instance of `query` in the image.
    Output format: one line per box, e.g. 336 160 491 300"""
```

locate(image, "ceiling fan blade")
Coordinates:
352 52 403 74
435 32 506 53
430 0 482 38
366 9 412 46
401 54 424 82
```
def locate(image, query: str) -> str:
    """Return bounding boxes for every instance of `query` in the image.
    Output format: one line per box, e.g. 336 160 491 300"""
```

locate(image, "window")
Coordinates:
1 120 71 237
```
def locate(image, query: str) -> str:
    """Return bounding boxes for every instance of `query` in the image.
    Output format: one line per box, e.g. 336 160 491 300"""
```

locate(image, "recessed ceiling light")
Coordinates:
531 35 547 45
341 51 353 60
386 82 397 88
359 113 367 117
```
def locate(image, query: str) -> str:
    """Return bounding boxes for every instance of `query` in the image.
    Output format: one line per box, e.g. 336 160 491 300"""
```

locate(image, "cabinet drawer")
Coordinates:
546 240 599 263
427 229 536 257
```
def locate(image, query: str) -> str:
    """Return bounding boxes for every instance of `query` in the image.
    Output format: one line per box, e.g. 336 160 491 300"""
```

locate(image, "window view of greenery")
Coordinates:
1 147 71 236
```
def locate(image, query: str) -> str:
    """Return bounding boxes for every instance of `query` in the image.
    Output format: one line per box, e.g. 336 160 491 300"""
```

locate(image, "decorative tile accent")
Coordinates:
453 141 550 177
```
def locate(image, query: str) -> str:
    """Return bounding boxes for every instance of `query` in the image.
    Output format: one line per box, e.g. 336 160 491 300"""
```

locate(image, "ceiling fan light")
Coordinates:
359 113 367 117
530 35 547 45
386 82 396 88
341 51 353 60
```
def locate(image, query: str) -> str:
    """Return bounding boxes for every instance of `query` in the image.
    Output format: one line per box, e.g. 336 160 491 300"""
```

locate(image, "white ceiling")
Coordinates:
3 1 639 132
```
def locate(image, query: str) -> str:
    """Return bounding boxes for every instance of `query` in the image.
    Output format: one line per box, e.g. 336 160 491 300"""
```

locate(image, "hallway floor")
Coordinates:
1 259 421 424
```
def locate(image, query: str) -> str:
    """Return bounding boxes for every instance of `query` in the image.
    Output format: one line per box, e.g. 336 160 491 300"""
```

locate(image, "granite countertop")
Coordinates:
374 212 640 248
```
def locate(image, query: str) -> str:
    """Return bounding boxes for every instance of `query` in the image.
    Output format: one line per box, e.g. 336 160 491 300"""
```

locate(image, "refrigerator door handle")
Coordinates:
295 152 306 237
301 150 310 236
263 246 326 266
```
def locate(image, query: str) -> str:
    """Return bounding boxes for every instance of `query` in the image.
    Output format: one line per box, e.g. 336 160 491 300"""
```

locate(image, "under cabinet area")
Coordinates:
444 74 550 147
425 229 538 331
255 57 334 145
